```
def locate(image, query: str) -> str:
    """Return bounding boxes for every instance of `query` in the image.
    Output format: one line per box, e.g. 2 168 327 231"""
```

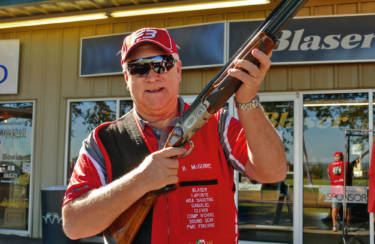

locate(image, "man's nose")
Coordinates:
145 69 160 81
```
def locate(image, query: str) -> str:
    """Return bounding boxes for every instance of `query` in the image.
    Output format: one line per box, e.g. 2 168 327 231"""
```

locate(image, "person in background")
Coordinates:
62 27 286 243
328 151 351 232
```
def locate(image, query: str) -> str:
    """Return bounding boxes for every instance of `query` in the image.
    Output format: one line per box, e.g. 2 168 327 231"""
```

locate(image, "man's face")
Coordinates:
334 155 342 161
124 44 182 119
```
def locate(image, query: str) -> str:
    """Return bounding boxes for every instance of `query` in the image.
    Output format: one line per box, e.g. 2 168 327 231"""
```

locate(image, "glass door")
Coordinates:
0 101 34 232
238 94 298 244
302 92 370 244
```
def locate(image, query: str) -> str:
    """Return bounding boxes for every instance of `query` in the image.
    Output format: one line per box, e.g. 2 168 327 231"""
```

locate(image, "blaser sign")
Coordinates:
0 40 19 94
229 14 375 64
275 29 374 52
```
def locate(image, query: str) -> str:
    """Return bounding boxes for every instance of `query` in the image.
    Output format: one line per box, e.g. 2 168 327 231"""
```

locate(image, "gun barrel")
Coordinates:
165 0 308 149
265 0 309 34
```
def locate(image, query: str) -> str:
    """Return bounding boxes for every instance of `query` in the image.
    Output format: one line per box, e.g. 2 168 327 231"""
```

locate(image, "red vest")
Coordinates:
142 115 238 244
328 160 346 196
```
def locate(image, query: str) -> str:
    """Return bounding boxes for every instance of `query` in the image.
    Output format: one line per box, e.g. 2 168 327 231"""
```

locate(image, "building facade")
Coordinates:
0 0 374 243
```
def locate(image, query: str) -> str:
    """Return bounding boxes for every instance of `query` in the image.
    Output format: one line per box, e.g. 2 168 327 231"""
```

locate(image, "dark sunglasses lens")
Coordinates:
129 64 150 76
127 55 175 76
164 56 175 70
151 63 166 74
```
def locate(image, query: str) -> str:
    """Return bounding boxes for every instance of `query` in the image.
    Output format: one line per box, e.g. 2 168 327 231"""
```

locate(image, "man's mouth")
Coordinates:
146 87 164 93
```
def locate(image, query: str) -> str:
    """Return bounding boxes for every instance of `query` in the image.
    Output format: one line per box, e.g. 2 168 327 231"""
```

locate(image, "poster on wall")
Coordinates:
0 102 33 230
0 40 20 94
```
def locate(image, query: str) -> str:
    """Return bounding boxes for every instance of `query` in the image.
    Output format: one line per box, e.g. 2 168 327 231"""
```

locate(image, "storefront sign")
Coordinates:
319 185 367 204
0 40 19 94
230 14 375 64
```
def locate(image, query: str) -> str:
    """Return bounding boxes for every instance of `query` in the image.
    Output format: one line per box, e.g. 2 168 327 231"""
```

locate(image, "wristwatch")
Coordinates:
235 95 261 111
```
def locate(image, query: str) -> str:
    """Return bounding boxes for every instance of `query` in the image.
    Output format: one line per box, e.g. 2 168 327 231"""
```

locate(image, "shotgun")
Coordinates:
104 0 308 243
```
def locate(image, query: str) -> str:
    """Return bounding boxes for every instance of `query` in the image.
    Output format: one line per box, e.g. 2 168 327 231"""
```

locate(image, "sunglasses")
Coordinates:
126 54 176 76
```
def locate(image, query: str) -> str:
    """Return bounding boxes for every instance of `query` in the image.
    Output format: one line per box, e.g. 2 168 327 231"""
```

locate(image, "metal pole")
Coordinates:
342 130 349 240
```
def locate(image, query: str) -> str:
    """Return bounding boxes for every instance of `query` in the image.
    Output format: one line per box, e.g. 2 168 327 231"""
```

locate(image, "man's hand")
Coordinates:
136 147 186 191
228 48 272 103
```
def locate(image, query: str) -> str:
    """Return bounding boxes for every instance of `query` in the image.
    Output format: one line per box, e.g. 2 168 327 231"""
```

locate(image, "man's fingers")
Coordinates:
166 168 178 176
165 159 179 169
167 175 179 185
156 147 186 158
251 49 271 73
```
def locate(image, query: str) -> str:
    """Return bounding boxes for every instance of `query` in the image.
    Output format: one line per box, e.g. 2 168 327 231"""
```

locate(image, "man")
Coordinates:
62 27 286 243
328 151 351 232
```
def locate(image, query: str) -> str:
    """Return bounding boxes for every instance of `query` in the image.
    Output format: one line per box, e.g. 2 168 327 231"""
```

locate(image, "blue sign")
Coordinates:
229 15 375 64
0 65 8 84
80 23 225 77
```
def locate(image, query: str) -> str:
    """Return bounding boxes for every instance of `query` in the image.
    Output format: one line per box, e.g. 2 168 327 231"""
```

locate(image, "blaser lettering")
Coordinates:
275 29 375 51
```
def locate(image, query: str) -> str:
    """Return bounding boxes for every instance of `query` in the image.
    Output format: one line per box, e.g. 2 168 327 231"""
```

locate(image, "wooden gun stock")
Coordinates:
103 192 157 244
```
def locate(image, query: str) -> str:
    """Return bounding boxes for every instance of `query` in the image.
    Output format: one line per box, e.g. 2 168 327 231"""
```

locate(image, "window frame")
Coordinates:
0 100 35 235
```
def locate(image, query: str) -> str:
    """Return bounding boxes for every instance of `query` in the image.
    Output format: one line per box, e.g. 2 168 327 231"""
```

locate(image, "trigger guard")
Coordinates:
177 140 194 159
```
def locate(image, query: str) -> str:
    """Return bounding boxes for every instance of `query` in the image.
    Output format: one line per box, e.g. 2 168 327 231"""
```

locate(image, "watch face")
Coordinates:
235 95 260 111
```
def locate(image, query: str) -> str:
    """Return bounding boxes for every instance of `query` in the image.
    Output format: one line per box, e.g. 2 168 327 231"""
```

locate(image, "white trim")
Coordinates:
0 229 30 236
224 21 230 63
28 100 36 236
299 88 371 95
116 99 120 119
371 213 374 244
81 147 107 186
63 99 70 185
223 115 245 172
369 90 374 244
294 93 303 244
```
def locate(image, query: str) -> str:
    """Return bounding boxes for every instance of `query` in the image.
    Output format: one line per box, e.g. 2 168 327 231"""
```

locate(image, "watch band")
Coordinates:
235 95 261 111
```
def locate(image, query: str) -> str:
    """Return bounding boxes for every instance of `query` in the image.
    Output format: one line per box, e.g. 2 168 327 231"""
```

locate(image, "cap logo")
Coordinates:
134 29 158 43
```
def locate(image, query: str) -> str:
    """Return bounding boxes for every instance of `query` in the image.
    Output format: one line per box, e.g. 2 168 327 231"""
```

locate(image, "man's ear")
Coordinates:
176 61 182 83
123 73 130 90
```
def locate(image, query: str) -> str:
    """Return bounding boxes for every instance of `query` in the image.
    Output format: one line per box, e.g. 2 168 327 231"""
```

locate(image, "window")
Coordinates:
66 99 132 182
303 92 369 243
238 99 295 243
0 102 34 231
